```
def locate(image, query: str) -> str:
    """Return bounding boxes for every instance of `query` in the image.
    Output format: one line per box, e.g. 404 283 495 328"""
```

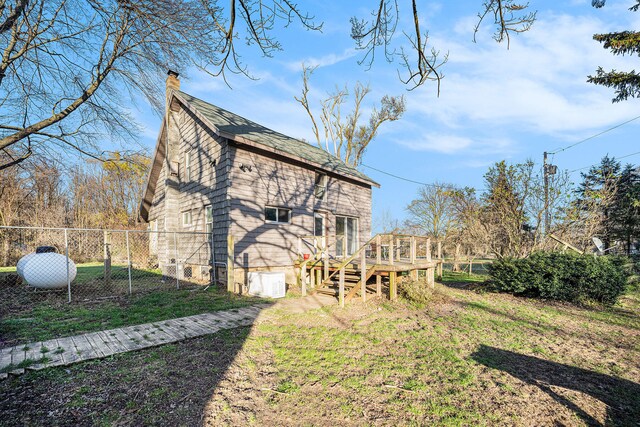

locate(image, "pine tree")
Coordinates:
611 164 640 254
588 0 640 102
575 155 622 249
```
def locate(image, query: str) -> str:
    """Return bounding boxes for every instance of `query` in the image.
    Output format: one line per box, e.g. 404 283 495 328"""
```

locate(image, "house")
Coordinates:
139 71 379 291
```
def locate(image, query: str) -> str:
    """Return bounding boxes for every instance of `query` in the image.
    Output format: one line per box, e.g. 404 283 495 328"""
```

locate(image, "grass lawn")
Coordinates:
0 287 265 347
0 277 638 426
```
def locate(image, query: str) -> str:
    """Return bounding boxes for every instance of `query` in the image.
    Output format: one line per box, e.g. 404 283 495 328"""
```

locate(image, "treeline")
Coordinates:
400 156 640 258
0 153 150 230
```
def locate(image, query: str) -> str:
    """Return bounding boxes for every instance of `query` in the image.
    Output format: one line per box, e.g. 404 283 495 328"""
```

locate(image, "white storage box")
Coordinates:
247 271 286 298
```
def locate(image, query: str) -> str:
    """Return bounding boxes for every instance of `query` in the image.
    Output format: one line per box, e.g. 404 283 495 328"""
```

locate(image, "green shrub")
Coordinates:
488 252 629 305
399 279 451 308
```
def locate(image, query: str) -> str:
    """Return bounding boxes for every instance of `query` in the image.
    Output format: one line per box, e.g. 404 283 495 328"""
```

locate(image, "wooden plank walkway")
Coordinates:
0 305 266 380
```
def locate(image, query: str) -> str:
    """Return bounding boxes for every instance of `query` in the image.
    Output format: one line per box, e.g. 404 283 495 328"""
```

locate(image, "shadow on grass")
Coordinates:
471 345 640 426
0 325 266 426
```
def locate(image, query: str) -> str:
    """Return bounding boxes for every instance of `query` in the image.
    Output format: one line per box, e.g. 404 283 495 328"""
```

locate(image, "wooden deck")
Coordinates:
297 233 442 307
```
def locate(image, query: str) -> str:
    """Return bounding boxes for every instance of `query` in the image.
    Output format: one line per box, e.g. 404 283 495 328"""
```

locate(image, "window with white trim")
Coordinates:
265 206 291 223
204 205 213 234
182 210 192 227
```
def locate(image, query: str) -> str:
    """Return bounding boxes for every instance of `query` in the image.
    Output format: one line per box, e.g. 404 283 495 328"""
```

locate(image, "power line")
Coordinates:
361 163 455 188
548 114 640 155
569 150 640 173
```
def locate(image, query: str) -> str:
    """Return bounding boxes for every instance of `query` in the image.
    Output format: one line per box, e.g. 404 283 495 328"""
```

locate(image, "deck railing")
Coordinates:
297 233 439 307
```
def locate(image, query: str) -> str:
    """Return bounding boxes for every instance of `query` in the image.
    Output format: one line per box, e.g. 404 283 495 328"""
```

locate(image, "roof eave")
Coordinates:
139 118 168 222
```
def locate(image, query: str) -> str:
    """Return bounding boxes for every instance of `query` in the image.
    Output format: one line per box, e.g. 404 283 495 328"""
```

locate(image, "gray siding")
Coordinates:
148 104 231 268
145 99 373 279
228 145 372 269
174 105 230 266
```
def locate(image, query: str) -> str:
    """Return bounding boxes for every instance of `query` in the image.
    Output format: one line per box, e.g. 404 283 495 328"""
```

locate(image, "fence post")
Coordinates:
437 241 443 280
65 228 71 303
126 231 132 295
103 230 112 289
227 235 234 293
174 232 179 289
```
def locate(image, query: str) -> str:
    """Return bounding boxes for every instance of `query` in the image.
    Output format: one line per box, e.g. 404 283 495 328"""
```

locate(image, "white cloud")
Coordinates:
283 48 358 72
399 132 515 156
405 10 639 151
399 134 472 153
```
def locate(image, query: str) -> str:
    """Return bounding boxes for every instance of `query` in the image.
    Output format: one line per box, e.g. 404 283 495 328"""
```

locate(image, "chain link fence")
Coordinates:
0 226 218 315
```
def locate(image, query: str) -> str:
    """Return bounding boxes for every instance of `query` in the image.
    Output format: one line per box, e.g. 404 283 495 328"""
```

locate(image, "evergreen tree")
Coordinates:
611 164 640 254
482 161 528 258
575 155 621 249
588 0 640 102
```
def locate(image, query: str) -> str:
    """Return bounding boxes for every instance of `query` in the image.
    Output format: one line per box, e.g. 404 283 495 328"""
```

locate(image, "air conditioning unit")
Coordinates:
247 271 285 298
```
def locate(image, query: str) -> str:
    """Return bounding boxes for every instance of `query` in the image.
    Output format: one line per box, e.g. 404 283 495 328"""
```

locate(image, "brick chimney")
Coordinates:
166 70 180 92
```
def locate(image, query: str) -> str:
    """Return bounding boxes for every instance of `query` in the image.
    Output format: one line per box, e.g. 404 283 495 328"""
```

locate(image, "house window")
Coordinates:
182 210 192 227
185 151 192 181
265 206 291 224
204 205 213 234
314 172 327 200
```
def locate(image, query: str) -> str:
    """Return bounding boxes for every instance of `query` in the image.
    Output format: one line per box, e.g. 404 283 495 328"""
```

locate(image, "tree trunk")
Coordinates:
452 243 461 272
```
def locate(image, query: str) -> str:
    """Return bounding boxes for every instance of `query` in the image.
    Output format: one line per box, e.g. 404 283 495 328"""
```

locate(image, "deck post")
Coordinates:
426 238 434 288
376 235 382 296
389 236 394 265
339 267 345 308
427 266 435 289
410 236 416 265
389 271 397 301
437 241 443 280
410 236 418 281
315 268 321 289
323 256 329 282
227 235 234 293
361 250 366 302
301 263 307 296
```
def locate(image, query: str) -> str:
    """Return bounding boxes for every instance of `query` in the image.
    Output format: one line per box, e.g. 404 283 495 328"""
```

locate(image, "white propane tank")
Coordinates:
16 253 37 279
21 253 77 289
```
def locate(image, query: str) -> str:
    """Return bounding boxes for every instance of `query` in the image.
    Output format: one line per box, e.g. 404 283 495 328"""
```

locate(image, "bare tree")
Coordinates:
479 160 571 258
295 65 406 167
0 0 320 169
351 1 536 91
405 183 458 241
0 1 539 170
474 1 537 47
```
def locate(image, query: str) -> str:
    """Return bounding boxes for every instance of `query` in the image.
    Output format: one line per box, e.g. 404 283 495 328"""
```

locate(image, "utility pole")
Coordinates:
543 151 557 235
544 152 549 234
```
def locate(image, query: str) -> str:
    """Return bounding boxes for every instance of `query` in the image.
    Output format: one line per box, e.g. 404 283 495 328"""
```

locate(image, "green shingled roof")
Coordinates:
177 91 379 187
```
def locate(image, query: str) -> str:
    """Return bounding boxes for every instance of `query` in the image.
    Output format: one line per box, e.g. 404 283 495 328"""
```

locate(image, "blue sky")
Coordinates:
133 0 640 227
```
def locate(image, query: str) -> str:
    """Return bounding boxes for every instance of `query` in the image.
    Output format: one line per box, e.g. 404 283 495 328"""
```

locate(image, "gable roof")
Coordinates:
174 91 379 187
